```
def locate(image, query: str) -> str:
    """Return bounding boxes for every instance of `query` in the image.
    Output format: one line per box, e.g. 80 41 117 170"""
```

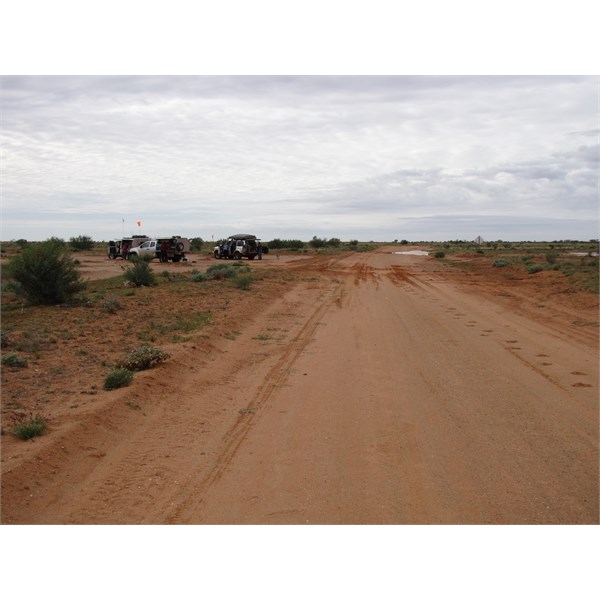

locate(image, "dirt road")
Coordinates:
2 249 598 523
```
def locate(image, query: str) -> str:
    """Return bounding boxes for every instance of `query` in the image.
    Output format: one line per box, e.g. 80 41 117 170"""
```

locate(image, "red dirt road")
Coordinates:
1 249 598 523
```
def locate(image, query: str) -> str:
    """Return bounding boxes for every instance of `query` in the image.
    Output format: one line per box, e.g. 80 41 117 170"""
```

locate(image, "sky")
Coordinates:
2 75 598 243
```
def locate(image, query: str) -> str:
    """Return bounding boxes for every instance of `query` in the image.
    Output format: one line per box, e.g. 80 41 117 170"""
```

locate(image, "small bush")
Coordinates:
527 264 544 274
206 264 237 280
191 271 212 282
234 275 254 290
123 256 156 287
492 259 511 268
2 353 28 368
103 368 133 390
101 295 123 313
118 345 169 371
12 414 48 440
69 235 94 251
7 239 86 304
434 251 445 259
1 331 9 348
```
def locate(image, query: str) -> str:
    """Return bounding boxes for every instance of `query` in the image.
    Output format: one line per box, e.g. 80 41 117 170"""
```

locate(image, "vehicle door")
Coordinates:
138 241 154 256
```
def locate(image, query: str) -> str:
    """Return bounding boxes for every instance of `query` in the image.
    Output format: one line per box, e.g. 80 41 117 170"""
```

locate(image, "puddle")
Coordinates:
569 252 598 257
392 250 430 256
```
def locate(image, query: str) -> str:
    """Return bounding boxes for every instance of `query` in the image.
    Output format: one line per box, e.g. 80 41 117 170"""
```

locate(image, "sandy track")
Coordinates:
2 249 597 523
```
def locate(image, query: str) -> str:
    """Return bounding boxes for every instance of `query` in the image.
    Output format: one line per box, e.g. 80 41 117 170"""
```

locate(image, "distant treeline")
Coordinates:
268 237 345 249
5 236 599 250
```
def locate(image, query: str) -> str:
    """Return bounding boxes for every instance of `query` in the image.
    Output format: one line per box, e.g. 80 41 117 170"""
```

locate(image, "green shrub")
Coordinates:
189 237 204 251
118 345 169 371
2 353 28 368
268 239 305 250
69 235 94 251
123 256 156 287
101 295 123 313
12 414 48 440
234 275 254 290
527 264 544 274
7 239 86 305
206 264 237 280
492 259 511 268
103 367 134 390
434 251 445 259
191 271 212 282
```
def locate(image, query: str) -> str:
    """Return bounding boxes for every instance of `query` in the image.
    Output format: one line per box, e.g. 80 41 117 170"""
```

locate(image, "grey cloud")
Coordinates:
2 75 598 241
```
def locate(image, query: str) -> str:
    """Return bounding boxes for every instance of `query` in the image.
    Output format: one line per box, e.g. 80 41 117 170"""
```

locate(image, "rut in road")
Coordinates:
164 282 344 522
183 251 598 524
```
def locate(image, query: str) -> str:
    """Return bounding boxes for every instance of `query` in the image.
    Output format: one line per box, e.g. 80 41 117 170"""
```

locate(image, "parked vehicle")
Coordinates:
128 236 190 262
213 234 262 260
108 235 189 261
108 235 151 260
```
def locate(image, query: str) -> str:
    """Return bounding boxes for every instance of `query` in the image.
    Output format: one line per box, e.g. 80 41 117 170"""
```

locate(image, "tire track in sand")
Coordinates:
164 281 344 523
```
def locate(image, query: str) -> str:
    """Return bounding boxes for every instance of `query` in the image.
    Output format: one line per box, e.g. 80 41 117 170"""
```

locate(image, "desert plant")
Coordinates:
118 345 169 371
69 235 94 251
492 259 511 267
189 237 204 251
2 352 28 368
123 256 156 287
191 271 212 282
103 367 133 390
434 251 445 259
101 295 123 313
234 274 254 290
7 239 86 305
206 264 237 280
12 414 48 440
527 264 544 274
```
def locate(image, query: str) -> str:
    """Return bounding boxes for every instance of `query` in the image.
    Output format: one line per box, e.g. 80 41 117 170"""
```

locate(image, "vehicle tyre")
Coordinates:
248 255 255 260
172 255 181 262
176 242 184 251
214 250 220 259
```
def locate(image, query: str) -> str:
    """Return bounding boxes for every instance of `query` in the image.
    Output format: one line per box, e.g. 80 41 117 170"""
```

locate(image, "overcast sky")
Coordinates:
1 75 598 242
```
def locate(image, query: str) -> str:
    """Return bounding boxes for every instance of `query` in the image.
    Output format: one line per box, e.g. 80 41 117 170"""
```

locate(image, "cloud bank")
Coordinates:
1 75 598 241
